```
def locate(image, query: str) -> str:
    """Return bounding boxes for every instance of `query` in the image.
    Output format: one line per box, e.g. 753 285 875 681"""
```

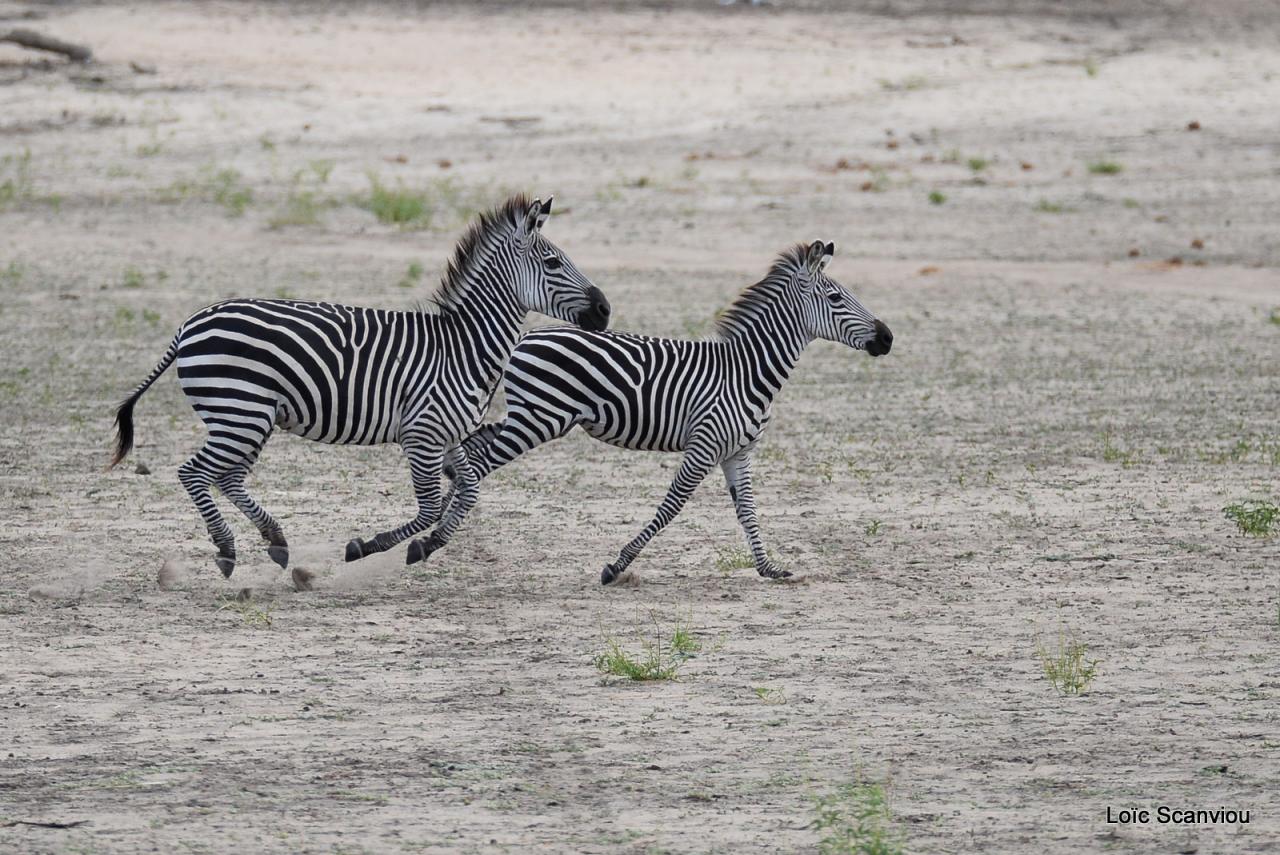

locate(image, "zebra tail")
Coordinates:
110 331 182 469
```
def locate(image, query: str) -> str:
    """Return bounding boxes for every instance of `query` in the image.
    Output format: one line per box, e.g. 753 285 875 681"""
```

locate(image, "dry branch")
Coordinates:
0 28 92 63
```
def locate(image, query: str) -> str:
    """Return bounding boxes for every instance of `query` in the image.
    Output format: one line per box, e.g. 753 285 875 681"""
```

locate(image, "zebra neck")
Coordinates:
439 288 526 382
733 320 811 398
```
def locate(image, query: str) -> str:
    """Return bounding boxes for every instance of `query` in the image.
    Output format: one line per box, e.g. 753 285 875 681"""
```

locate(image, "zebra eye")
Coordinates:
824 289 842 304
543 254 563 271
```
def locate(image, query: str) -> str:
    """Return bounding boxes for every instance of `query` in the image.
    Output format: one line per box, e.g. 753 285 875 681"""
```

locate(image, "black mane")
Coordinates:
429 193 531 310
712 244 808 339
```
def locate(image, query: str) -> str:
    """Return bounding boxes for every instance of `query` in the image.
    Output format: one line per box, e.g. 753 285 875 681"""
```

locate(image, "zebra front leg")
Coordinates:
217 466 289 570
179 452 237 578
601 444 718 586
344 442 445 562
405 446 478 565
721 451 790 580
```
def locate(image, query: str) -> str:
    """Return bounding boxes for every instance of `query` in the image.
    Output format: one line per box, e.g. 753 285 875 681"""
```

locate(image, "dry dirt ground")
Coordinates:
1 2 1278 853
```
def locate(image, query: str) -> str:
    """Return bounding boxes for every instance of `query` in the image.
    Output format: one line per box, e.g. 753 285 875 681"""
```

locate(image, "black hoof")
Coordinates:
405 534 443 566
345 539 366 562
759 566 793 580
601 565 618 586
267 545 289 570
216 556 236 579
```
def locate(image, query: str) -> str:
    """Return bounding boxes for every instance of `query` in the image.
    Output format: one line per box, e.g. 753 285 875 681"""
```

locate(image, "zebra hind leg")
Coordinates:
217 464 289 570
178 448 240 578
721 451 790 580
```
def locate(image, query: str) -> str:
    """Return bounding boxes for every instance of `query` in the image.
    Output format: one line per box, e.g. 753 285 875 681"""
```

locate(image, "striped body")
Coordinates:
432 241 895 584
110 195 610 575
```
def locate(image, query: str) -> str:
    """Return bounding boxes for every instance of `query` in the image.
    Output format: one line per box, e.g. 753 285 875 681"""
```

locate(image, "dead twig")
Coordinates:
0 28 92 63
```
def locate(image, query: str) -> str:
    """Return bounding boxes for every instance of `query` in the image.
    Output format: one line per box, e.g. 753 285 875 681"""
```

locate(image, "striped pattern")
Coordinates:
110 194 610 576
431 240 894 583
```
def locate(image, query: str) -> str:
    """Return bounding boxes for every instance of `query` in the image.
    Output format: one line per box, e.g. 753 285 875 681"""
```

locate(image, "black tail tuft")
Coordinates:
109 395 138 469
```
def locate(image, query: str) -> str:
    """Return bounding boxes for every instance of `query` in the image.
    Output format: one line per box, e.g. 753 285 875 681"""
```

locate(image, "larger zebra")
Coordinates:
109 194 610 577
424 240 893 583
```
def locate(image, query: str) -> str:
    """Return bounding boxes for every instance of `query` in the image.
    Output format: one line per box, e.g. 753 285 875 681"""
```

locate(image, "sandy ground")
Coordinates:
1 2 1278 852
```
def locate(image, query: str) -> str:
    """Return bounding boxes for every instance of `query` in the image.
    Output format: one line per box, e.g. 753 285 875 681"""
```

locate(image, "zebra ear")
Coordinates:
536 195 554 230
805 240 833 275
522 197 545 236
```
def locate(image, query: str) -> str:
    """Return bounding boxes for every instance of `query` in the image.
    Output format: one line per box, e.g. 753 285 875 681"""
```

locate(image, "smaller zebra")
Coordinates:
428 240 894 583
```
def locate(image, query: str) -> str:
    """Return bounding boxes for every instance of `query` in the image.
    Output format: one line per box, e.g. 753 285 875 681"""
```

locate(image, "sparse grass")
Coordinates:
397 260 426 289
217 596 275 628
864 520 882 537
1101 432 1140 468
812 776 906 855
1084 57 1099 77
0 260 23 286
714 546 757 575
210 168 253 217
594 615 695 681
752 686 786 705
1087 160 1123 175
1269 307 1280 326
1222 500 1279 537
1036 625 1098 695
878 74 928 91
122 266 145 289
269 189 322 228
361 173 474 229
0 149 34 208
1034 199 1067 213
966 157 989 173
927 190 946 205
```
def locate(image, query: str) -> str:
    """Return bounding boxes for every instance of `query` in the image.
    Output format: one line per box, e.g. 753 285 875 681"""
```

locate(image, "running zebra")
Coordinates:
109 195 610 577
426 240 893 583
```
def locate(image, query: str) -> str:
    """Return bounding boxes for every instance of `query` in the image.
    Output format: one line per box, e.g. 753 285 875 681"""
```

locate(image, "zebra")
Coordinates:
425 239 893 584
108 194 611 577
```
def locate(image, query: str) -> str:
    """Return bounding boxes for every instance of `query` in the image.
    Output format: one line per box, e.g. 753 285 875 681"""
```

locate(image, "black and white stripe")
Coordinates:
110 194 610 576
427 240 893 583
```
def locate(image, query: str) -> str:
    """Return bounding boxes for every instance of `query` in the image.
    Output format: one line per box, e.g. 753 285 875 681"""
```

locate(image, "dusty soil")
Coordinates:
1 2 1278 852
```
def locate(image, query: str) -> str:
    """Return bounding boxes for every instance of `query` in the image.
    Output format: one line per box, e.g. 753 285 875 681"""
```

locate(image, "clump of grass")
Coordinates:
121 266 145 289
362 173 432 227
1223 500 1279 537
967 156 989 173
715 546 755 575
1087 160 1123 175
878 74 928 91
812 776 906 855
752 686 786 705
594 615 697 681
864 520 882 537
217 595 275 628
1034 199 1066 213
1036 625 1098 695
397 260 425 289
210 168 253 217
1084 57 1099 77
927 190 946 205
1269 307 1280 326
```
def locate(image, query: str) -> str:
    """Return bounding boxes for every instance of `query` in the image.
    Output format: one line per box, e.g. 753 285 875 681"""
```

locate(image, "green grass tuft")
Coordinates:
1036 626 1098 695
1223 500 1279 537
1087 160 1123 175
927 190 946 205
813 777 906 855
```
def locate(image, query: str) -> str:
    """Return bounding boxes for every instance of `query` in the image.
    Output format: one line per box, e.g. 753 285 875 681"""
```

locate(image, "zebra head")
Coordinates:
799 240 893 357
513 196 611 332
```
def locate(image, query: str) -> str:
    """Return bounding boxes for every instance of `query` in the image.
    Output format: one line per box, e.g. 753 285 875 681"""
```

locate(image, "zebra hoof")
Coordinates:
216 556 236 579
758 565 792 580
405 534 443 566
267 545 289 570
344 539 366 562
600 565 618 586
